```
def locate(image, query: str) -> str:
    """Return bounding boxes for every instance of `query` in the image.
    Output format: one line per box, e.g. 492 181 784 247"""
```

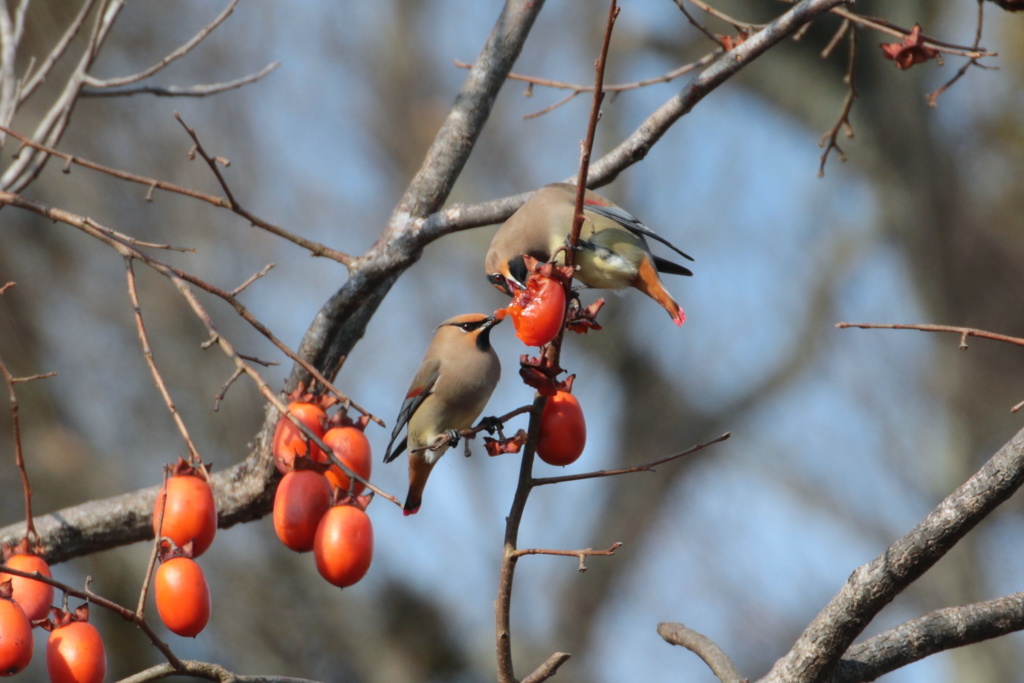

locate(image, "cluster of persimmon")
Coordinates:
152 458 215 639
271 389 374 588
0 542 106 682
495 259 590 467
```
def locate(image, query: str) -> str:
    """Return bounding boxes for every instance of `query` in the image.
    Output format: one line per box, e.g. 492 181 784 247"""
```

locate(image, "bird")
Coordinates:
484 182 694 325
383 313 502 515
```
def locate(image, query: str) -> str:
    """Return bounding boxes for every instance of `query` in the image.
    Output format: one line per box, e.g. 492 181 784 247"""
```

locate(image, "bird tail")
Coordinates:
402 456 435 515
634 258 686 326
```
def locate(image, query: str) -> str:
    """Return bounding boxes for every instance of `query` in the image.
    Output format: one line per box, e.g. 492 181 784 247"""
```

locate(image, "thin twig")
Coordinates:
836 322 1024 349
137 468 170 617
0 356 54 543
513 542 622 572
81 62 280 98
82 0 242 89
520 652 573 683
829 5 994 59
125 257 203 464
0 123 352 265
926 0 989 107
818 24 857 177
231 263 275 296
533 432 730 486
408 405 534 456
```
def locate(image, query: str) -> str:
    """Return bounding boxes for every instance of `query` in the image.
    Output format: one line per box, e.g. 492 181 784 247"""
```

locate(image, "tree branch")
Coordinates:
827 593 1024 683
760 424 1024 682
658 622 747 683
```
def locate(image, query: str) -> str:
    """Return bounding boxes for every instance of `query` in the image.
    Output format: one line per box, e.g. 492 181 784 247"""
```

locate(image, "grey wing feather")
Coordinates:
586 203 695 263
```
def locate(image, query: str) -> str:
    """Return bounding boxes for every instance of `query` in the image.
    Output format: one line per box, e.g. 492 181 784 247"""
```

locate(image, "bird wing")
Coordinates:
652 254 693 277
584 202 695 263
383 360 441 463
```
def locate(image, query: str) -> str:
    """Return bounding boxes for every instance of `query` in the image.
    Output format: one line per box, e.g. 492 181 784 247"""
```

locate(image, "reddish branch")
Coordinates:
926 0 994 107
125 258 203 464
818 23 857 177
533 432 730 486
0 356 56 543
836 321 1024 350
513 542 622 573
495 4 620 682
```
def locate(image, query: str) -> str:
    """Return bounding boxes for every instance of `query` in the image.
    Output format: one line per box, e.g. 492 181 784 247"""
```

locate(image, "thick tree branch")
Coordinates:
414 0 853 241
827 593 1024 683
286 0 548 388
760 425 1024 682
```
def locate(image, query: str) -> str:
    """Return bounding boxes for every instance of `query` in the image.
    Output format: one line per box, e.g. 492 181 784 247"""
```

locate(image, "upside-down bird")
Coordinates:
383 313 502 515
485 182 694 325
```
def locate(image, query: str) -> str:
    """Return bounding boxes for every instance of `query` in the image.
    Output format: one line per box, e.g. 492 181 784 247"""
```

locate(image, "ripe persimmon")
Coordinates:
273 401 327 472
0 589 32 675
155 556 211 638
1 551 53 621
507 274 566 347
273 469 332 552
46 611 106 683
322 426 372 494
314 505 373 588
154 463 217 557
536 390 586 466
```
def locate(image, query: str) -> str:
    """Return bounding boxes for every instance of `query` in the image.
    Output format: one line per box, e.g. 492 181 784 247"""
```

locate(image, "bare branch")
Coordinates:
532 432 731 486
761 425 1024 682
0 123 351 264
520 652 572 683
81 62 280 98
826 593 1024 683
124 257 203 464
659 622 747 683
836 321 1024 349
818 24 857 177
16 0 99 105
82 0 242 89
513 542 622 572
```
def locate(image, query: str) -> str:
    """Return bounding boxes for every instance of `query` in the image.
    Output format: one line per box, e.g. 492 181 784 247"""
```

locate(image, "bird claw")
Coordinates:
477 415 504 435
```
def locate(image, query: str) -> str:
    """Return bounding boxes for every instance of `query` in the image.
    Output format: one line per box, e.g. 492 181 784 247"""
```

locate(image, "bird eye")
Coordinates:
460 322 476 331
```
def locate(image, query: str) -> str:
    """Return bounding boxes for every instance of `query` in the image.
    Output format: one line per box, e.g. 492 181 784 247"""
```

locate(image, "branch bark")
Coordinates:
760 425 1024 682
826 593 1024 683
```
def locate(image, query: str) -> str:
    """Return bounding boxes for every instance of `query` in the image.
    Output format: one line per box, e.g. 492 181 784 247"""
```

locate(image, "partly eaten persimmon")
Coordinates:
507 273 566 347
272 401 327 473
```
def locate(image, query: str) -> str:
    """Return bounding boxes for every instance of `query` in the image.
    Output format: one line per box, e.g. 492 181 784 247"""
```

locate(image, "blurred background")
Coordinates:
2 1 1024 681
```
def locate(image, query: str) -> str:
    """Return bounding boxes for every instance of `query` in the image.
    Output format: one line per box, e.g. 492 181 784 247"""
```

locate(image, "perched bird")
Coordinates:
383 313 502 515
485 182 694 325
